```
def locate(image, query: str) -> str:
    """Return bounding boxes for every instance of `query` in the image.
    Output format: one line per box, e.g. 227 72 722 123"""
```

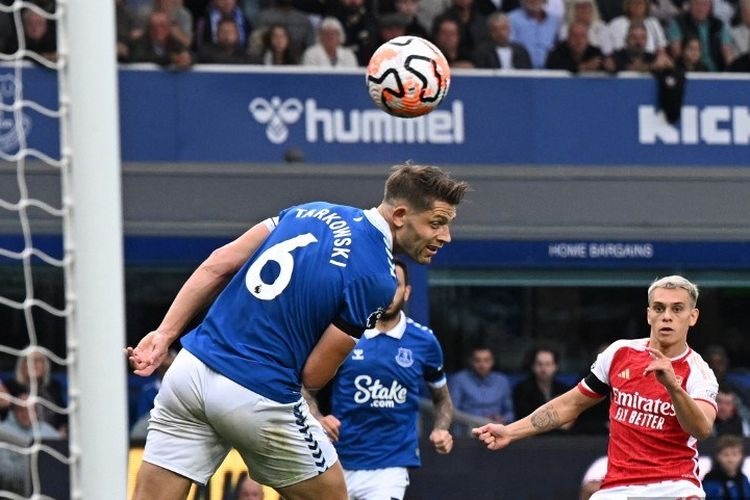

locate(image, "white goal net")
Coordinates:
0 1 127 498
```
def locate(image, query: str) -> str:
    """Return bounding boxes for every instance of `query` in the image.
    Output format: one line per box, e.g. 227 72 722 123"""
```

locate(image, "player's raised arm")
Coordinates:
472 387 603 450
126 220 272 376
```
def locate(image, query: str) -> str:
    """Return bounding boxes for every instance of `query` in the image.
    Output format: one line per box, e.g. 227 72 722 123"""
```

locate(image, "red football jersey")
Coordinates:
577 338 718 490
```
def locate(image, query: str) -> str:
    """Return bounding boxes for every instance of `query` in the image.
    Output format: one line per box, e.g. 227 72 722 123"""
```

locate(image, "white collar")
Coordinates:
364 207 393 249
363 311 406 340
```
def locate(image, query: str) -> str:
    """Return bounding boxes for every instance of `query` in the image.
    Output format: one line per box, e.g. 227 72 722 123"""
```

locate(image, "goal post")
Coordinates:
59 1 128 498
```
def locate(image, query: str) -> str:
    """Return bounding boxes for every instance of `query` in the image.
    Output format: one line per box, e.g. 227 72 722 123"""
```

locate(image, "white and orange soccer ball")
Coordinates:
366 36 451 118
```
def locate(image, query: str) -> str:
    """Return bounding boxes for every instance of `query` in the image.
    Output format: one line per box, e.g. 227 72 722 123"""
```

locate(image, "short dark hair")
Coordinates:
384 164 469 212
393 258 409 285
525 346 559 371
715 434 744 454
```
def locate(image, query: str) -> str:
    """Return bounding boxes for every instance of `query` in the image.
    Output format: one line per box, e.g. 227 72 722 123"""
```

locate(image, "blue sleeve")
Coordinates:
334 272 396 337
423 333 446 386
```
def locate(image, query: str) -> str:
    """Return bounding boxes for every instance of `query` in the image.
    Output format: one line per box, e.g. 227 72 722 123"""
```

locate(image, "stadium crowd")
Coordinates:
1 0 750 72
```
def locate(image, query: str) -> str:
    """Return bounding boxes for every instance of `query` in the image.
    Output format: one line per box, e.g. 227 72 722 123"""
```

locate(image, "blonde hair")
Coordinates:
647 275 699 307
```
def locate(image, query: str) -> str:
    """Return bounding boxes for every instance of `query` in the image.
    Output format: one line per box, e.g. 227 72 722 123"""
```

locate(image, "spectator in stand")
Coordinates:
327 0 379 66
0 385 61 495
249 24 302 65
198 17 252 63
449 345 514 435
432 15 476 66
667 0 734 71
705 345 750 408
473 12 532 68
256 0 315 54
435 0 491 58
474 0 521 15
714 384 750 437
732 0 750 57
395 0 431 38
703 435 750 498
560 0 612 55
508 0 561 68
18 8 57 63
608 0 667 59
3 350 66 435
302 16 359 67
117 0 141 61
675 35 709 70
131 0 193 50
360 12 410 64
129 10 192 68
610 21 671 71
195 0 251 53
512 346 571 426
545 20 607 71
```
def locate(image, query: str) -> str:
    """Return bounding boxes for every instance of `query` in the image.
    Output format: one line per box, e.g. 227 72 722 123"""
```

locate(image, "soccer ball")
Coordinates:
366 36 451 118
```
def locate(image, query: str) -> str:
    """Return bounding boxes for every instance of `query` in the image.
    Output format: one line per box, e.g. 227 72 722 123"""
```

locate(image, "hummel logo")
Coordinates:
248 97 303 145
617 369 630 380
352 349 364 360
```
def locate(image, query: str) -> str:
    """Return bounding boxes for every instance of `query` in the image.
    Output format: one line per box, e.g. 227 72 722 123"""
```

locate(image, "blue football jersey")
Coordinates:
331 313 446 470
181 202 397 404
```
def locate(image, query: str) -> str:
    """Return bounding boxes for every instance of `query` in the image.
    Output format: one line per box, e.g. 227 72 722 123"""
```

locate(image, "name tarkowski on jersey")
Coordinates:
353 375 407 408
293 207 352 267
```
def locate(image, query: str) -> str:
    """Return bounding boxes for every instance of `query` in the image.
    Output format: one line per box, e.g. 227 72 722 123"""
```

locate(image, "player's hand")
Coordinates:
471 423 512 451
429 429 453 454
124 330 170 376
643 347 679 390
319 415 341 442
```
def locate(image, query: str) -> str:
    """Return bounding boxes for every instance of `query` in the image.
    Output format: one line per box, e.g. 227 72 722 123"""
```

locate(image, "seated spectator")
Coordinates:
714 384 750 437
360 12 411 65
256 0 315 53
513 346 571 425
559 0 612 55
667 0 733 72
395 0 431 38
435 0 491 58
545 20 606 72
129 10 192 69
706 344 750 408
610 21 660 72
195 0 252 52
432 15 476 67
733 0 750 58
20 8 57 63
198 17 252 63
326 0 379 65
675 35 708 71
508 0 561 68
449 345 514 435
249 24 302 65
473 12 533 68
302 16 358 67
3 350 66 435
131 0 193 49
703 435 750 498
0 385 60 495
608 0 667 58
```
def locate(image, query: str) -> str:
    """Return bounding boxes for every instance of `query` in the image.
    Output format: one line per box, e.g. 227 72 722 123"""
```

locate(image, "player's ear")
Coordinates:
392 205 408 228
689 307 699 326
403 284 412 302
646 306 652 325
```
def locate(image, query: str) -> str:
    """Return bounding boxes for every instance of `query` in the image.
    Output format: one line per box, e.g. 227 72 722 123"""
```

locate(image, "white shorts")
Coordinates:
143 349 338 488
343 467 410 500
590 479 705 499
